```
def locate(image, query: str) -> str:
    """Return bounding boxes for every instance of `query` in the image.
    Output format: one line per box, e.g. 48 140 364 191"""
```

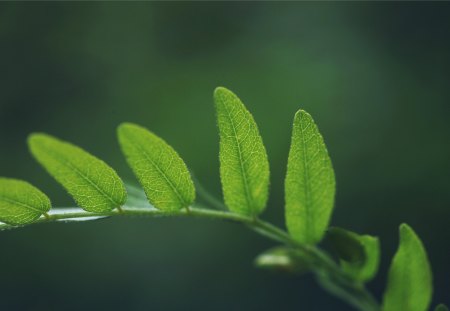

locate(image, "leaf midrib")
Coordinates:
36 143 121 207
299 114 313 241
400 251 411 309
221 97 253 214
124 131 188 208
398 239 414 310
0 195 44 214
386 235 415 311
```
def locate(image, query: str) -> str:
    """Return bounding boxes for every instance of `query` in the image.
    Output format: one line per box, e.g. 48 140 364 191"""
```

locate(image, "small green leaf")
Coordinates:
326 227 380 282
382 224 433 311
435 304 449 311
28 134 127 212
254 246 311 274
285 110 335 244
0 178 51 225
327 227 365 262
214 87 270 216
117 123 195 211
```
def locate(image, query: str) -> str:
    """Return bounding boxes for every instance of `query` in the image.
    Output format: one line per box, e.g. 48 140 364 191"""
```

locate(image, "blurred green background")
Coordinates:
0 2 449 310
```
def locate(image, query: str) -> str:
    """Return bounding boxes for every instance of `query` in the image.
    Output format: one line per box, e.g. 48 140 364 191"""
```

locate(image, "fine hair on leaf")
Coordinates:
214 86 270 216
285 110 336 244
382 224 433 311
0 178 51 225
28 133 127 213
117 122 195 211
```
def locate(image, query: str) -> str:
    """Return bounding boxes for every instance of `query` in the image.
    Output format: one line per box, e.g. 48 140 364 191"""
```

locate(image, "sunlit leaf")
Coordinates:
382 224 433 311
28 133 127 212
117 123 195 211
0 178 51 225
214 87 270 216
285 110 335 244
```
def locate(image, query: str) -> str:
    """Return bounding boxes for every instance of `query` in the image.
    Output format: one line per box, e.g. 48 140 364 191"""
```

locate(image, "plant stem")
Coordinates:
0 205 380 311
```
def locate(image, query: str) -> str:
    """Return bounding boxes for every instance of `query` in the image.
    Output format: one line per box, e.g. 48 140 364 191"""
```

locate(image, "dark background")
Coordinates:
0 2 449 310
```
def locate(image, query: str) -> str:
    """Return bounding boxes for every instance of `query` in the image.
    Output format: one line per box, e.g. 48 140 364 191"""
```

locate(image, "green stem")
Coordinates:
0 205 380 311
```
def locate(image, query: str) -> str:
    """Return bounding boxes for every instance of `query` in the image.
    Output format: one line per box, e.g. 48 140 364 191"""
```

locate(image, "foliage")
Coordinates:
0 87 441 311
214 87 270 216
382 224 433 311
285 110 335 244
326 227 380 282
0 178 51 225
28 134 127 212
118 123 195 211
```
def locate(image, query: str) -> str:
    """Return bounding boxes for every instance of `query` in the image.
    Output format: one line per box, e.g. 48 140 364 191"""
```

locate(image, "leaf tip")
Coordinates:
214 87 238 108
117 123 144 143
294 109 312 120
399 223 414 238
118 122 136 133
214 86 230 97
27 132 46 146
27 132 54 158
399 222 409 229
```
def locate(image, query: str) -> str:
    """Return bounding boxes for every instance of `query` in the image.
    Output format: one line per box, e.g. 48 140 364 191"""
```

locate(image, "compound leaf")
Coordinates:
285 110 335 244
214 87 270 216
117 123 195 211
0 178 51 225
382 224 432 311
28 134 127 212
327 227 380 282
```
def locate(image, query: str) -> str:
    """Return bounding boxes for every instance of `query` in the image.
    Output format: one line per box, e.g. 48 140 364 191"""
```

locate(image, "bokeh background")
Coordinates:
0 2 449 310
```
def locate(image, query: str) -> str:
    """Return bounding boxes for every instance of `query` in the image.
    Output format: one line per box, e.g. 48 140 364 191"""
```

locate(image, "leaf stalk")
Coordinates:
0 205 380 311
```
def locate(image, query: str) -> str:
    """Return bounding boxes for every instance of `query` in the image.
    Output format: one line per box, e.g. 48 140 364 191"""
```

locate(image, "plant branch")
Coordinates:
0 204 380 311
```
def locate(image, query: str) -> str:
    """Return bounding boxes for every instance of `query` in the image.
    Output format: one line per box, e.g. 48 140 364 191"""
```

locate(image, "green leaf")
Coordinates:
326 227 380 282
28 134 127 213
382 224 433 311
254 246 311 274
435 304 449 311
214 87 270 216
0 178 51 225
285 110 336 244
117 123 195 211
